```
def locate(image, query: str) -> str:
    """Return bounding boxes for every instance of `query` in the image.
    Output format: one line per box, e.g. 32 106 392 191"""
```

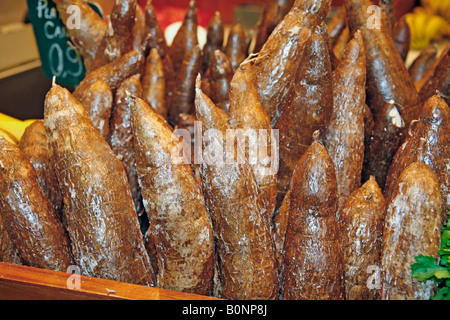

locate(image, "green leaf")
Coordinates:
411 255 447 281
411 212 450 300
441 230 450 249
431 287 450 300
440 255 449 267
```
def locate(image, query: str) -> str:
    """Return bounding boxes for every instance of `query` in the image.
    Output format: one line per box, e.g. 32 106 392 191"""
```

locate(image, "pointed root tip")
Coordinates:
195 73 202 91
434 90 448 100
106 15 114 35
312 130 321 142
124 90 138 103
141 33 153 51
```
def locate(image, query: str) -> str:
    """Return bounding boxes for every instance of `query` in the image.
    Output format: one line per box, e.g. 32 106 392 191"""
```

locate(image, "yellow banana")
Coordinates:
443 1 450 20
0 113 37 142
425 14 448 40
421 0 450 21
0 128 19 144
406 7 449 49
0 112 21 123
407 9 428 41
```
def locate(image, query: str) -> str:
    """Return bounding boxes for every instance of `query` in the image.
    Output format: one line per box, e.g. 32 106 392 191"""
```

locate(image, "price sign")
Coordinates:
26 0 102 87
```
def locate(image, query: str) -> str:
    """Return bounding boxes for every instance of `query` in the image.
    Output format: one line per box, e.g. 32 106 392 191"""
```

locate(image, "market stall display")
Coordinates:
0 0 449 301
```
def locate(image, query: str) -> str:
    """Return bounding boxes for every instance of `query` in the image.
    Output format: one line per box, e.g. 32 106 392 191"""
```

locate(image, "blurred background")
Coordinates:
0 0 424 121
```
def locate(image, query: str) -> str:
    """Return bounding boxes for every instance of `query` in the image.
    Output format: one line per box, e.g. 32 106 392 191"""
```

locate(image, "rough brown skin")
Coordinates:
281 136 344 300
202 11 224 74
108 75 143 215
205 50 233 113
167 0 198 73
345 0 421 129
385 94 450 216
144 0 169 59
163 55 176 124
18 120 63 218
200 74 212 105
44 84 155 286
419 44 450 106
144 0 171 95
169 45 202 125
362 101 405 191
143 27 176 129
54 0 107 72
110 0 137 55
78 80 113 140
332 26 350 60
142 48 167 119
0 212 22 265
321 22 340 70
323 30 366 208
326 5 347 47
380 162 444 300
252 0 332 125
73 40 149 99
380 0 395 37
129 95 215 296
322 22 340 71
173 113 201 180
195 78 279 300
224 23 248 73
393 16 411 62
90 16 121 71
132 4 146 50
0 137 73 272
228 62 278 221
408 44 437 84
274 24 333 212
253 0 295 53
338 176 386 300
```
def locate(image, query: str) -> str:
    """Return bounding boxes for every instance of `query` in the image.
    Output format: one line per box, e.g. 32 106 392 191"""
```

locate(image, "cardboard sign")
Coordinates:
26 0 102 87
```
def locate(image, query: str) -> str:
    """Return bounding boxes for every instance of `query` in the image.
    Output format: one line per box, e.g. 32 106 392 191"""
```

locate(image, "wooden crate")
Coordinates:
0 262 219 300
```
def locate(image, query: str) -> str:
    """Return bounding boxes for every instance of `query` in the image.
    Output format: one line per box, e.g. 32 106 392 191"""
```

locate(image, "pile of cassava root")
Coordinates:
0 0 449 300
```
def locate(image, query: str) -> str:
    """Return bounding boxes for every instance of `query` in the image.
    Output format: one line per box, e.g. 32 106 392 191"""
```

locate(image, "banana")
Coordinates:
442 1 450 21
0 112 21 123
425 14 449 41
421 0 450 21
0 128 19 144
0 113 37 142
406 7 449 49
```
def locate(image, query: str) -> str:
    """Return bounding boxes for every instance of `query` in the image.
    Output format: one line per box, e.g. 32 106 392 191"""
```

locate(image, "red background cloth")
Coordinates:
139 0 267 27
